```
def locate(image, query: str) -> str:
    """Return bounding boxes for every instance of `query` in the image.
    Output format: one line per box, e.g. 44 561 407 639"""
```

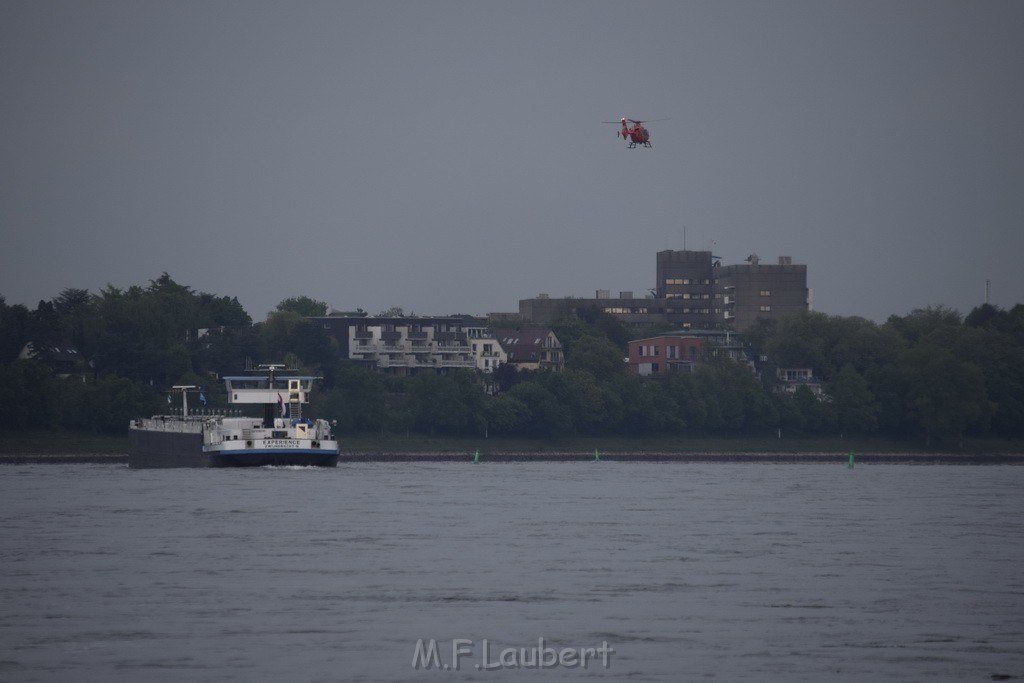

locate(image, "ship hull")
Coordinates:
129 429 210 468
207 450 339 467
129 429 338 469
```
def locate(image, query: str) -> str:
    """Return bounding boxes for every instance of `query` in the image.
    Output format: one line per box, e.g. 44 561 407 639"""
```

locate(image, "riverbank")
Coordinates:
2 452 1022 465
2 430 1023 465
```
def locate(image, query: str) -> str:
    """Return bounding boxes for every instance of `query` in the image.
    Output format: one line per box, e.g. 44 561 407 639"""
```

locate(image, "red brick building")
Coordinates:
628 329 754 377
627 335 703 377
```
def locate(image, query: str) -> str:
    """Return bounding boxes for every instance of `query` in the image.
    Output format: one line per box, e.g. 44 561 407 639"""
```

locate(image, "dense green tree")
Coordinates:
692 357 777 434
827 364 879 434
0 298 31 363
1002 305 1024 345
483 392 531 435
885 306 962 345
964 303 1003 330
507 381 571 437
567 335 628 379
191 325 261 377
574 305 631 350
902 345 994 446
197 293 252 327
319 365 389 434
665 373 707 431
950 325 1024 436
408 372 475 435
276 296 329 317
608 374 680 435
538 369 611 434
549 316 595 361
0 360 56 429
769 311 902 381
52 287 93 351
261 311 340 367
740 318 778 360
54 375 162 434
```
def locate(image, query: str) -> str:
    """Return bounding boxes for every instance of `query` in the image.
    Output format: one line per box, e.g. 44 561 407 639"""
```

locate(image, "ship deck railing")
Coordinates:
131 416 206 433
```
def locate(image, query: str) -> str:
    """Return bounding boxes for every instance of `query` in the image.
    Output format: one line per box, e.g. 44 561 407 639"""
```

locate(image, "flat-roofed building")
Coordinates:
627 329 754 377
717 254 809 331
313 315 476 376
518 249 810 332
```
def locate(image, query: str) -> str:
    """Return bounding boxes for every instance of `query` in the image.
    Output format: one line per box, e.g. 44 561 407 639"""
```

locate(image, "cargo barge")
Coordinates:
129 365 339 468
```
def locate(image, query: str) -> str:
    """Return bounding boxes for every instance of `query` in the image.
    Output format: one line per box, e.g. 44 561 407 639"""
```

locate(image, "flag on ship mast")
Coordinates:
278 392 286 417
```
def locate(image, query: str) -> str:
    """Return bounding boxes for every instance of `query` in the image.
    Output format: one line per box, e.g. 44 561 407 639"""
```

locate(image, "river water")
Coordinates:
1 461 1022 682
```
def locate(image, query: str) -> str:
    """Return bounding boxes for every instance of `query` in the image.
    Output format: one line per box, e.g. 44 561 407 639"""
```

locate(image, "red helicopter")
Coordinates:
603 117 669 148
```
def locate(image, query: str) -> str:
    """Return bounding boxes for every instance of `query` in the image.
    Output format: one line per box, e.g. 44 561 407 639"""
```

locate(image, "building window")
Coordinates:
760 305 772 312
760 290 771 296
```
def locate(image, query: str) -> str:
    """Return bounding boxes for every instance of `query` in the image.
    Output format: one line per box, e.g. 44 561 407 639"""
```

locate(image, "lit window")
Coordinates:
760 305 772 312
760 290 771 296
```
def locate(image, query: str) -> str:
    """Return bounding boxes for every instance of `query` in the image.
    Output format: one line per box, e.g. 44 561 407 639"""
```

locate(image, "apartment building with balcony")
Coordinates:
314 315 476 376
459 316 509 373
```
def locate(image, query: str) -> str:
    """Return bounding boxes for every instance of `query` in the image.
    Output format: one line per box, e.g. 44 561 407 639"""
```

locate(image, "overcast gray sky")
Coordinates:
2 1 1022 322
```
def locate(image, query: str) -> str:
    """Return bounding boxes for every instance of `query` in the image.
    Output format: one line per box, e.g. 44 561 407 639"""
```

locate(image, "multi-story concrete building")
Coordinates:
717 254 810 331
655 249 718 329
519 291 677 328
314 315 476 376
519 249 810 331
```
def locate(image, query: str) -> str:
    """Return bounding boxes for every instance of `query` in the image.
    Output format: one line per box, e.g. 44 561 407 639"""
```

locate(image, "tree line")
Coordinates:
2 273 1022 446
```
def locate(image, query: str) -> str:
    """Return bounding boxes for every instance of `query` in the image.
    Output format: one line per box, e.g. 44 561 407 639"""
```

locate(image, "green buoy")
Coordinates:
473 449 480 464
594 448 600 462
848 451 855 469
